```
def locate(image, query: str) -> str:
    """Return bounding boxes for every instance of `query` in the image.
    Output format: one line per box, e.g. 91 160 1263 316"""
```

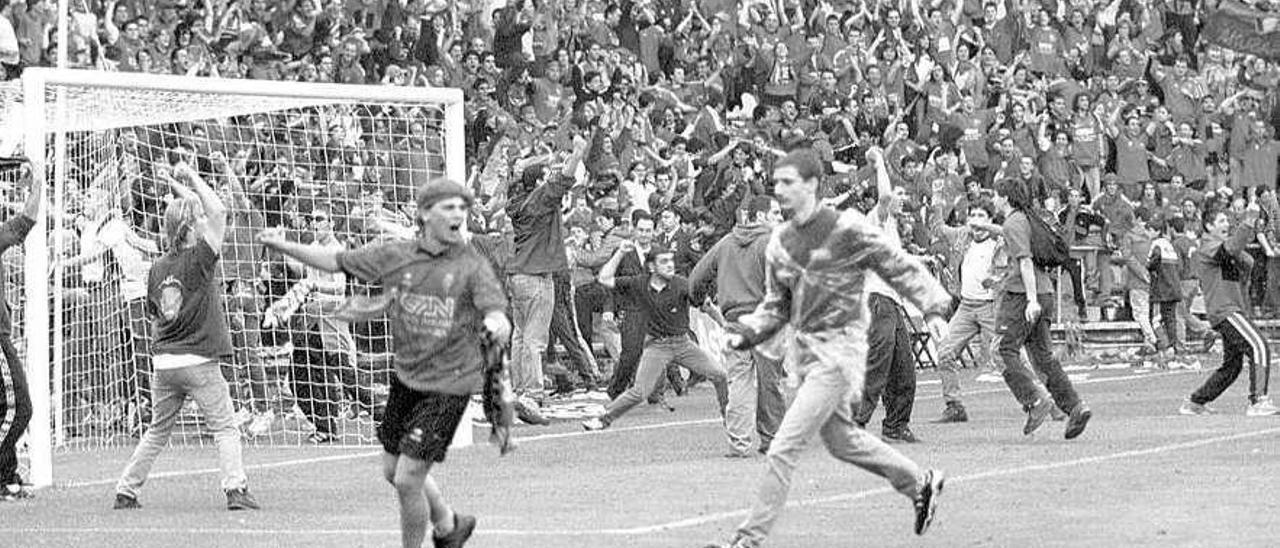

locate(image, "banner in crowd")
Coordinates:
1202 0 1280 61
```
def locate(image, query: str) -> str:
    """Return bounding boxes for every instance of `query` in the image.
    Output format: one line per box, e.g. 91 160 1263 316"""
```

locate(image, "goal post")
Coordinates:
17 68 467 488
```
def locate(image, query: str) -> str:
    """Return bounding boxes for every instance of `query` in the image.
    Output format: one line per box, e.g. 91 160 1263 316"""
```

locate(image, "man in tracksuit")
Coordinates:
0 167 40 501
706 148 946 548
690 196 787 457
1179 208 1278 416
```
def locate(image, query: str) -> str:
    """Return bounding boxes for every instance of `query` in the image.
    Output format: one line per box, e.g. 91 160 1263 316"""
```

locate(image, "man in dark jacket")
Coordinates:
690 196 787 457
505 137 588 422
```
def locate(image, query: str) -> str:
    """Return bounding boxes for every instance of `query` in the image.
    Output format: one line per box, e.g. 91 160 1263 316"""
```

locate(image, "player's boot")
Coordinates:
226 488 261 511
113 493 141 510
434 513 477 548
914 469 946 535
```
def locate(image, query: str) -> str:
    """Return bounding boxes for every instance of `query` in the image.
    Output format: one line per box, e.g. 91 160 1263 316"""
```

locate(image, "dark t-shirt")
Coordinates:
1002 210 1054 295
338 240 507 395
147 239 234 360
615 274 693 339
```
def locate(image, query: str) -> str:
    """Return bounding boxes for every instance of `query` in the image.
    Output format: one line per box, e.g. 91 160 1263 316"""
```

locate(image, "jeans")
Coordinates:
1190 313 1273 405
509 273 555 398
724 348 787 455
998 292 1083 412
855 294 916 432
607 308 648 399
116 362 248 497
0 336 31 485
937 299 997 405
1129 288 1158 346
736 360 923 543
600 336 728 425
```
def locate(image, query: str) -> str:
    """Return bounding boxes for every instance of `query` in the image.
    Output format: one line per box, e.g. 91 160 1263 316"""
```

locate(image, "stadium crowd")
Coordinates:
0 0 1277 431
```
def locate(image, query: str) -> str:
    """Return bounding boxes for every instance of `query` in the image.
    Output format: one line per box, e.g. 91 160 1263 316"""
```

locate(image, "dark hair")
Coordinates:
646 245 673 265
774 148 824 182
993 178 1033 210
1148 216 1167 233
1168 216 1186 233
1201 208 1227 231
632 209 654 226
1134 206 1152 224
968 199 996 218
744 195 774 220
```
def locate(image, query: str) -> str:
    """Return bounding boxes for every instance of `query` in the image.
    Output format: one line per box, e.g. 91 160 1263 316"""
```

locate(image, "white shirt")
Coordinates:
0 15 19 65
864 207 902 303
79 214 153 301
960 237 999 301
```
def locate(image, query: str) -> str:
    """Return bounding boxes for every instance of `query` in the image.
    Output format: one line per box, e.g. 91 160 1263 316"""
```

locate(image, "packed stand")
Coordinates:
0 0 1277 427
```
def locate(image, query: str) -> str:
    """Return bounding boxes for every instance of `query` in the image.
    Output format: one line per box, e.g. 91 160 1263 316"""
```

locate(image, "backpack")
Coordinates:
1024 208 1070 269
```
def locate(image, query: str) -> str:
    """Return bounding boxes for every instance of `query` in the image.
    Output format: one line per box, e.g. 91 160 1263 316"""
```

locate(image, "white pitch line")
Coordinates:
60 369 1197 490
9 424 1278 539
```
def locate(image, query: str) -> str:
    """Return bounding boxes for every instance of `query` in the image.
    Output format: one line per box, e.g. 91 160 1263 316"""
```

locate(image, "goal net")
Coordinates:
10 69 465 487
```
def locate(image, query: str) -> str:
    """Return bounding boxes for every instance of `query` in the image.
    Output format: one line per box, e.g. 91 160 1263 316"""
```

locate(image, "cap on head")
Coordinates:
415 178 473 211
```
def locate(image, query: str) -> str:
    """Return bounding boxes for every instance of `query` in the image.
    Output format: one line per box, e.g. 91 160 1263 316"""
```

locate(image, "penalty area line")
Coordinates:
60 369 1195 490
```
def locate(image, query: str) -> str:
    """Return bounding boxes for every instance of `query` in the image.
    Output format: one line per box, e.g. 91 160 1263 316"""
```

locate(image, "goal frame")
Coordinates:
20 68 466 488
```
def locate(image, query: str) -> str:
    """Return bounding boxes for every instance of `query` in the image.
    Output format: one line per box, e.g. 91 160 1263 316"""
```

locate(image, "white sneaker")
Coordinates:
247 412 274 437
975 372 1003 383
1178 400 1214 415
581 417 608 431
1246 397 1280 416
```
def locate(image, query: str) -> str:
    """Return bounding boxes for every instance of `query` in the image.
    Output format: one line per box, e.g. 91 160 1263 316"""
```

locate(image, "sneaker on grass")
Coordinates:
914 469 946 535
974 372 1003 383
1246 397 1280 416
1178 400 1214 416
226 488 260 511
112 493 141 510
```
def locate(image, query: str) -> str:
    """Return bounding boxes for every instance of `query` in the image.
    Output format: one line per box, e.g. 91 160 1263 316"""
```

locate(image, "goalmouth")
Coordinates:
16 68 466 488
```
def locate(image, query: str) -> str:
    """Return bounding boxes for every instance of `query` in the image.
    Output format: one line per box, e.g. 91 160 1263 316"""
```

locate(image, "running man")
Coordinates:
1179 208 1278 416
705 148 947 548
258 178 510 548
582 244 729 433
113 163 259 511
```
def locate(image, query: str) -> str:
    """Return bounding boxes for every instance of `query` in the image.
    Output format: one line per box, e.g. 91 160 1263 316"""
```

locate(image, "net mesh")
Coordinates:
7 79 456 451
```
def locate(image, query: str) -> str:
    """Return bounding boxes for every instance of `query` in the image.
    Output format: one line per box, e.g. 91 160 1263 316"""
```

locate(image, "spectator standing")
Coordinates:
505 137 588 422
689 195 786 457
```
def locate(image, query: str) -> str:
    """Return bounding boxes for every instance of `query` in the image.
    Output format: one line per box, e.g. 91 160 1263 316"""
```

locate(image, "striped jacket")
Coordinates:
735 207 952 398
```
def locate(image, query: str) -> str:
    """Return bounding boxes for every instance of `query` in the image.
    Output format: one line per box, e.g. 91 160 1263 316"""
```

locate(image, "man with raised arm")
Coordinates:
0 162 42 501
113 162 260 511
705 148 949 548
257 178 510 548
